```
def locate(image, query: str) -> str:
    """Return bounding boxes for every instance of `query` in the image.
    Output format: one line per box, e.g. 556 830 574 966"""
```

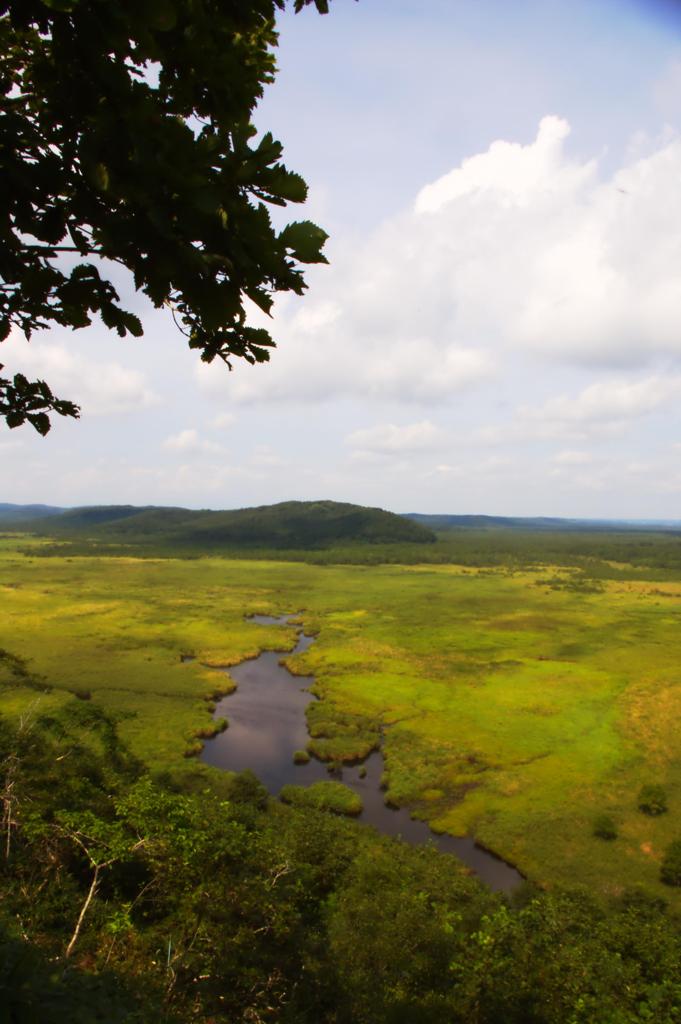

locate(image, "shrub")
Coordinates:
293 749 310 764
229 770 268 810
661 840 681 886
638 784 668 816
593 814 617 840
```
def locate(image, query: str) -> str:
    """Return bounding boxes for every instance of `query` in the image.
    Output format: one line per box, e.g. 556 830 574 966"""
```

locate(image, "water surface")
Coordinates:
202 614 522 893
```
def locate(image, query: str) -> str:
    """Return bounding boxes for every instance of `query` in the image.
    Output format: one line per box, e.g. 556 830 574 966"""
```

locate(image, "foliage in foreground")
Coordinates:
1 0 330 432
4 704 681 1023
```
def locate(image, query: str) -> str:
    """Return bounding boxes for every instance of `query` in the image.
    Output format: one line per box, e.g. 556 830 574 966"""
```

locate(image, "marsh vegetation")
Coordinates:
5 529 681 1019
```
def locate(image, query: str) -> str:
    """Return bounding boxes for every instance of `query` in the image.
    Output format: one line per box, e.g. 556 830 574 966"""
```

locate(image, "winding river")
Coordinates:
201 614 523 893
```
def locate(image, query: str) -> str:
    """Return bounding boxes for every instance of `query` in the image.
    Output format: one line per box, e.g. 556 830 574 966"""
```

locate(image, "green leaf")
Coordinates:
279 220 329 263
245 288 273 316
121 312 144 337
28 412 50 435
294 0 331 11
266 171 308 204
5 410 24 429
2 0 333 432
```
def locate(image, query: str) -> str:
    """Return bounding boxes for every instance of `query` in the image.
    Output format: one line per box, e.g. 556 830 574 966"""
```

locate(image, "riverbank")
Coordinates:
200 614 522 892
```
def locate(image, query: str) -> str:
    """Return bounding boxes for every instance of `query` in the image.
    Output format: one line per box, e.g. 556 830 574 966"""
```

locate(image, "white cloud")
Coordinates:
552 450 593 466
250 445 287 469
196 319 491 406
196 116 681 413
163 429 200 451
163 428 223 454
346 420 446 455
509 141 681 364
3 334 158 416
9 106 681 520
210 411 237 429
522 375 681 425
414 116 592 212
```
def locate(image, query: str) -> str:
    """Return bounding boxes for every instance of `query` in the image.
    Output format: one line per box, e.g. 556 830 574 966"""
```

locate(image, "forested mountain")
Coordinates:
2 500 436 548
6 503 681 544
0 503 64 522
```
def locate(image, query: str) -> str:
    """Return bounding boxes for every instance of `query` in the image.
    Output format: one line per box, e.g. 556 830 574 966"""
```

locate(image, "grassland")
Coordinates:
3 533 681 899
280 780 364 816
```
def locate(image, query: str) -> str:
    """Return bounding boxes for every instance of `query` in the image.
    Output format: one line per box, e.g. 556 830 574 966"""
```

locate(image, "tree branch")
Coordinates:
65 862 101 958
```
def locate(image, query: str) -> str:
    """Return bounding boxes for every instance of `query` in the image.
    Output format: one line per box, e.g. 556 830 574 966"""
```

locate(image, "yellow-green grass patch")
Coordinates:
4 543 681 898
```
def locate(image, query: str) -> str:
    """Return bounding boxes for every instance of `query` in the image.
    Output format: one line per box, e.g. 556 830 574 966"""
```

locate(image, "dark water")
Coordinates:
201 621 324 791
201 614 523 893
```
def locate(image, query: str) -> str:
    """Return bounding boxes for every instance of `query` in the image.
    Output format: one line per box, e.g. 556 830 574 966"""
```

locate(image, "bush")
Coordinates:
661 840 681 886
593 814 618 840
638 784 668 816
228 770 268 810
293 749 310 764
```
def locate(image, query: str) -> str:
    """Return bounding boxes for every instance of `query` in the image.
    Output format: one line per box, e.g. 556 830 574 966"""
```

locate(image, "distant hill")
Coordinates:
403 513 681 533
5 501 681 548
0 503 64 522
5 500 436 549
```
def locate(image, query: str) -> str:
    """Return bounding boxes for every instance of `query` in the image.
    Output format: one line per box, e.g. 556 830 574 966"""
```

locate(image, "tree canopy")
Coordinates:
0 0 331 433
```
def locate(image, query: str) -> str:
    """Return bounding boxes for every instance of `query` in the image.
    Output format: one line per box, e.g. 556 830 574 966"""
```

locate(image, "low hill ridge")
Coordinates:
4 500 436 549
404 513 681 533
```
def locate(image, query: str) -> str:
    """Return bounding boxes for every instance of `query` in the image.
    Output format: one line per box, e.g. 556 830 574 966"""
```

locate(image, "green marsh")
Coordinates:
3 536 681 897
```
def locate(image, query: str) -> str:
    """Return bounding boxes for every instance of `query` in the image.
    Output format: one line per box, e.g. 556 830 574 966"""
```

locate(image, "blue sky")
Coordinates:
6 0 681 516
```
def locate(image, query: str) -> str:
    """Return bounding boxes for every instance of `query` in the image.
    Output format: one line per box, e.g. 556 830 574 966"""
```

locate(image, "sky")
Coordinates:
6 0 681 517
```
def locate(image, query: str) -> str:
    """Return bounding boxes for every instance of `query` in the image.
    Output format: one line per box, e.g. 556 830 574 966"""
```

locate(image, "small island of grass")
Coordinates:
280 781 363 816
